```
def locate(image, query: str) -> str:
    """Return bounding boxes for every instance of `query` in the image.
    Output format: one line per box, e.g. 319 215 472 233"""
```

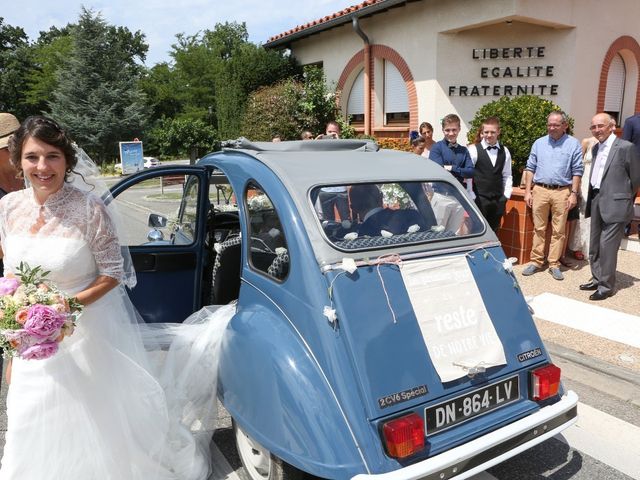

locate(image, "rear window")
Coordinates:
310 181 484 250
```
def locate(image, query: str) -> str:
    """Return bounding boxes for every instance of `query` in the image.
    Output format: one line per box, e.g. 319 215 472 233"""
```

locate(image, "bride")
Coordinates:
0 115 231 479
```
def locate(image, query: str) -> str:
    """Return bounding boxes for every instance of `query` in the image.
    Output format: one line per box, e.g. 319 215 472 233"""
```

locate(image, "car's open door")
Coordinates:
109 165 211 323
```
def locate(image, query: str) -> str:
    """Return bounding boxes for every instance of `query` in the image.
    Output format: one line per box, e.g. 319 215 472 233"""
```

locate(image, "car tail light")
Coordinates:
382 413 425 458
530 364 561 401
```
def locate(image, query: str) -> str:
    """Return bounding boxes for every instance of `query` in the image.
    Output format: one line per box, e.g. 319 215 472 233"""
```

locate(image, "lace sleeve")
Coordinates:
85 194 124 283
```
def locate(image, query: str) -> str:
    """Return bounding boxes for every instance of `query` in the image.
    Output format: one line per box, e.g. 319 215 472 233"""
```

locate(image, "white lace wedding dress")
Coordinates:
0 184 231 480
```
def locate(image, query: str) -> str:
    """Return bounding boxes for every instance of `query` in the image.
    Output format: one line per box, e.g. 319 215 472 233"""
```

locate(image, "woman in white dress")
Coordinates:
0 116 227 479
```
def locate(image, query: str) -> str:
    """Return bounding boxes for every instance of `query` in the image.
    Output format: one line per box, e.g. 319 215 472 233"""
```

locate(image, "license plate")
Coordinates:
424 376 520 436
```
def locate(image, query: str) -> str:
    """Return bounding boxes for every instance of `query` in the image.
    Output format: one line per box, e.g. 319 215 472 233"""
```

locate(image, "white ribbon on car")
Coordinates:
400 256 507 383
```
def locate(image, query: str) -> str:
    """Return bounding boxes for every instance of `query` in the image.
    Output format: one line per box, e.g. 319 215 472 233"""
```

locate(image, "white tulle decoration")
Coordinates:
340 258 357 274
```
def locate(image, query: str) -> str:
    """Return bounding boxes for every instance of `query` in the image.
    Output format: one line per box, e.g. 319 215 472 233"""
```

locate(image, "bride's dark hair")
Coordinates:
8 115 78 179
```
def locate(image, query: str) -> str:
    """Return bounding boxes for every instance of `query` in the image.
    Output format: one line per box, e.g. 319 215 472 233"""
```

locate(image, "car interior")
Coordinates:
202 180 290 307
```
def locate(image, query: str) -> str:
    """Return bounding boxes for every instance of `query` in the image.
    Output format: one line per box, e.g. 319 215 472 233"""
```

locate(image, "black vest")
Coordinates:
472 145 505 198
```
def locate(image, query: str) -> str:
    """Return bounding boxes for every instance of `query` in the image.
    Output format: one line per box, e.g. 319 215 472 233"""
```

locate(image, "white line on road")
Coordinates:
529 293 640 348
557 402 640 479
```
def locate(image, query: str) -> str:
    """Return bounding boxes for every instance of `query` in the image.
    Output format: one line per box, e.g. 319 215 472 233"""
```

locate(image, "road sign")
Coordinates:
119 141 144 174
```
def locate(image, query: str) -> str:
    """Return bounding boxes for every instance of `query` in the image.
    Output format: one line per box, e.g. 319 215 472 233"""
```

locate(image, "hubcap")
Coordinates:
236 424 272 479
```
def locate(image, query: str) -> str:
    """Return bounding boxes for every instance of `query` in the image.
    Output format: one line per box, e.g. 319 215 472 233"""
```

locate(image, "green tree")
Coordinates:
0 18 35 119
167 22 299 139
241 65 339 141
48 8 149 163
467 95 573 183
24 27 74 113
138 62 185 121
147 117 217 158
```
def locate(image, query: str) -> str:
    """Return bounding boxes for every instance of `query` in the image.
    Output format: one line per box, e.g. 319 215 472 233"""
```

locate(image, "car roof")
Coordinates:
206 139 495 266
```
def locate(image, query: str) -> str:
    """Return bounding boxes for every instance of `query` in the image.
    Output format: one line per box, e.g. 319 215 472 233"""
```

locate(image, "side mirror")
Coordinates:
148 213 168 228
147 229 165 242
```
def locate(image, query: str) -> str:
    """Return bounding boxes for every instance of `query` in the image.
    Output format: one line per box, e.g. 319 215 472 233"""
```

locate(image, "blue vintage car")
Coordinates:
111 139 578 480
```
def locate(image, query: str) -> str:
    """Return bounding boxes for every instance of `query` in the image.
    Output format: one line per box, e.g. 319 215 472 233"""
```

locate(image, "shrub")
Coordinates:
376 137 412 152
241 65 340 141
467 95 574 184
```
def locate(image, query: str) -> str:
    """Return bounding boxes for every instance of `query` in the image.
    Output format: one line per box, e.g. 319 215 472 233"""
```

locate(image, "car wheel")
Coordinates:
233 420 306 480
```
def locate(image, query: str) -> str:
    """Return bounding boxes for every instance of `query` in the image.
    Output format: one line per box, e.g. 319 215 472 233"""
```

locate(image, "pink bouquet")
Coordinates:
0 262 82 360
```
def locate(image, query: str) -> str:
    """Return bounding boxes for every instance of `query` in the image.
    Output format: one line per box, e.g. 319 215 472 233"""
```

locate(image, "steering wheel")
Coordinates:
213 210 240 229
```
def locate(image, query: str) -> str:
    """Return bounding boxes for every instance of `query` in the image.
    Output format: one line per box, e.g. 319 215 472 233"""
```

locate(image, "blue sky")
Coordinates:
2 0 356 65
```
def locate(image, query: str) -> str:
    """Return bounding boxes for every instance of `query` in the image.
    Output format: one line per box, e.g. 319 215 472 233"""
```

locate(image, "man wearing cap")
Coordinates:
0 113 25 273
0 113 23 198
0 112 23 388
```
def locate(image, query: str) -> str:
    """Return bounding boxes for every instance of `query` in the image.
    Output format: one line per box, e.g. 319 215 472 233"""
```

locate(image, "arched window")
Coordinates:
604 54 626 124
384 61 409 125
347 68 365 124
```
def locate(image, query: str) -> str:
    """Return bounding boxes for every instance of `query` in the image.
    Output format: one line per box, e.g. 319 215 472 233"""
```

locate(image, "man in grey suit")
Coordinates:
580 112 640 300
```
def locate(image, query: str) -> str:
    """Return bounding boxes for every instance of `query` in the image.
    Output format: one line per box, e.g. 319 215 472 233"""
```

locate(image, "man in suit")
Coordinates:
349 184 425 237
467 116 513 231
580 112 640 300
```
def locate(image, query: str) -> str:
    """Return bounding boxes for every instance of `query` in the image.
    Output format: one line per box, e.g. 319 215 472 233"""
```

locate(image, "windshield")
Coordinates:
310 181 485 250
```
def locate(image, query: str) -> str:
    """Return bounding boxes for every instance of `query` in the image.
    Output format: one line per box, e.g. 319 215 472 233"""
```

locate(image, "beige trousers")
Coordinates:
530 185 571 268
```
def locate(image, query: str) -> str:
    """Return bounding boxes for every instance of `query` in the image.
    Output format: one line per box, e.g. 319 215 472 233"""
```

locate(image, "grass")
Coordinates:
145 192 183 200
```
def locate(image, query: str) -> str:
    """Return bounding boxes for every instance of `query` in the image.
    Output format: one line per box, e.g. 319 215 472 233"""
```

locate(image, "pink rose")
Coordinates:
23 304 66 340
20 341 59 360
0 277 20 295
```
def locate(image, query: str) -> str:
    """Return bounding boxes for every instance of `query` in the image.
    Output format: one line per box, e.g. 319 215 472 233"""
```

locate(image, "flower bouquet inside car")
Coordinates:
0 262 82 360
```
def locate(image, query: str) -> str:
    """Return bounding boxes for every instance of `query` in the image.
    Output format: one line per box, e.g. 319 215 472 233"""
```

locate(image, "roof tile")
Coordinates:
267 0 387 43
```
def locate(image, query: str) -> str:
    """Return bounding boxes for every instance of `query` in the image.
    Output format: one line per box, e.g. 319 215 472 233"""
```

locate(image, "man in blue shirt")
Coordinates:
522 111 583 280
429 114 474 187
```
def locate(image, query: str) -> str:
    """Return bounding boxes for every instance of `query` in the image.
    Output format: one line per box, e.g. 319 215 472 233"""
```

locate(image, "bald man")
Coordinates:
580 112 640 300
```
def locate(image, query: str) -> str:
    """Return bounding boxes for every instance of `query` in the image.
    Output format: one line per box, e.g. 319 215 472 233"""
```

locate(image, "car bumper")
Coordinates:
352 390 578 480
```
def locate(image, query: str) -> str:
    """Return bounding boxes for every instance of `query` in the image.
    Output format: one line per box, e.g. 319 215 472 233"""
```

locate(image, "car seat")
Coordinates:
210 235 242 304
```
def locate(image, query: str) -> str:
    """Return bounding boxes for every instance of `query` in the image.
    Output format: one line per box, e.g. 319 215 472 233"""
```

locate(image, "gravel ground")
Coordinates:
513 248 640 372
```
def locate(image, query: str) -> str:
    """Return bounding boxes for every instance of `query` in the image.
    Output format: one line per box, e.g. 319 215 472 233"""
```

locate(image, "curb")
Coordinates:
545 340 640 388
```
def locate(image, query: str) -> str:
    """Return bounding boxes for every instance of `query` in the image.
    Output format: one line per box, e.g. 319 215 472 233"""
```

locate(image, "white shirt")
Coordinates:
590 133 615 189
467 140 513 199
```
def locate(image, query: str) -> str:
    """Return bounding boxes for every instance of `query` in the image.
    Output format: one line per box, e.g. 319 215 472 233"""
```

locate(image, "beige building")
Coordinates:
265 0 640 141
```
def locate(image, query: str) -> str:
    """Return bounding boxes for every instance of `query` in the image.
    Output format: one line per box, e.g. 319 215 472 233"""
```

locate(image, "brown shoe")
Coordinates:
558 256 573 268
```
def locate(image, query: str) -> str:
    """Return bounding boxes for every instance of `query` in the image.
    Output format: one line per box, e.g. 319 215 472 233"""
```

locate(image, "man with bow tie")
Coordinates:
579 112 640 300
428 114 474 187
467 117 513 231
522 111 583 281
